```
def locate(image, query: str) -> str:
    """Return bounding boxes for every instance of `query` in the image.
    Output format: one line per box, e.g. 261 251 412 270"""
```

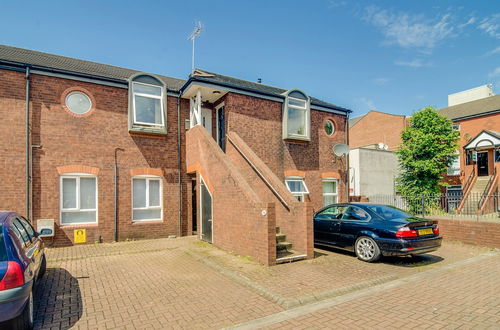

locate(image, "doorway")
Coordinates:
477 151 489 176
201 108 212 136
200 177 213 243
191 179 197 234
216 106 226 151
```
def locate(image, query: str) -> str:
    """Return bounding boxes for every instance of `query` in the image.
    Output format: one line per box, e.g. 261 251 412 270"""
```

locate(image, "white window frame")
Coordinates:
447 153 461 176
132 81 165 127
285 177 309 202
282 90 311 141
132 175 163 222
60 173 98 226
322 178 338 206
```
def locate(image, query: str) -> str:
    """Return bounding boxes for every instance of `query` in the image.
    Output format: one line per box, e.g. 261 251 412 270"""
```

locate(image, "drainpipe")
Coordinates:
114 147 124 242
345 113 350 203
25 66 31 221
177 94 183 237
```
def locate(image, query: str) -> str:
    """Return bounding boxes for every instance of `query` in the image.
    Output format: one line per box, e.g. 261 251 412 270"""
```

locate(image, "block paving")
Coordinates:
31 236 499 329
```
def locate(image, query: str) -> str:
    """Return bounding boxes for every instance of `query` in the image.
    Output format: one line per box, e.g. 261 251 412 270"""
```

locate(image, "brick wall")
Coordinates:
0 68 191 246
226 132 314 259
224 93 348 210
186 126 275 265
349 111 407 151
433 217 500 248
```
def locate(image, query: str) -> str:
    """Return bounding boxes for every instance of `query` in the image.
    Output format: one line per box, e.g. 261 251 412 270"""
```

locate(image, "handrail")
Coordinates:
463 167 475 195
457 167 476 212
478 167 497 210
227 135 290 210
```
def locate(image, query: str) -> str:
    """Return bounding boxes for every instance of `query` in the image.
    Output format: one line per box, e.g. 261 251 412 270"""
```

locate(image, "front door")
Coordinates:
477 152 489 176
217 106 226 150
201 108 212 136
191 179 197 234
200 177 212 243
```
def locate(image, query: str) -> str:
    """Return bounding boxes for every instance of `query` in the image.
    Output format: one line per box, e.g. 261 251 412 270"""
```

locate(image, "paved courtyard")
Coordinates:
32 236 500 329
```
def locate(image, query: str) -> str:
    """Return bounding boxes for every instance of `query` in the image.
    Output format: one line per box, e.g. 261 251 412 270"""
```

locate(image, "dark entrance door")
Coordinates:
217 106 225 151
200 178 212 243
477 152 489 176
191 179 197 234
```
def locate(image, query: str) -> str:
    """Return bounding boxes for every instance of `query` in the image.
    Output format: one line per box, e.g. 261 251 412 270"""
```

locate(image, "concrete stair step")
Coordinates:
276 233 286 243
277 241 292 251
276 250 307 264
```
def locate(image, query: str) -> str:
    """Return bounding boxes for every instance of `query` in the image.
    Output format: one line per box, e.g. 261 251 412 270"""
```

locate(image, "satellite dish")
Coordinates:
378 142 385 150
333 144 350 157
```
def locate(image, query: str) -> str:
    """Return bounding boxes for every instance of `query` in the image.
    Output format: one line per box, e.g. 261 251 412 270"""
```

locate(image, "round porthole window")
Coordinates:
65 91 92 115
324 120 335 136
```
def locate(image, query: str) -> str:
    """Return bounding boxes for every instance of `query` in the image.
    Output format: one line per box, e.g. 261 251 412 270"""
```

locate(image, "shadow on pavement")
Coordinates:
33 268 82 330
314 244 444 267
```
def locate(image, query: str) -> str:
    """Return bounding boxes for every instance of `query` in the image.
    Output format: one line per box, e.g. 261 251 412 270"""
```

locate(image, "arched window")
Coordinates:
129 74 167 134
282 89 310 141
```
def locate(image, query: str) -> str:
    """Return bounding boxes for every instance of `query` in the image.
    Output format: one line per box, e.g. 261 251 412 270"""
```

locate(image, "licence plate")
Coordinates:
418 228 433 236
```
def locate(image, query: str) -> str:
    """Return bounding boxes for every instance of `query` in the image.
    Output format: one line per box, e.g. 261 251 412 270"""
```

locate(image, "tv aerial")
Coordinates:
188 21 203 72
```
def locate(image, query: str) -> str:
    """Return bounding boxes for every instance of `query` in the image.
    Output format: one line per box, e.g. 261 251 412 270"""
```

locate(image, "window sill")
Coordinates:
129 126 167 137
132 219 163 224
59 223 98 228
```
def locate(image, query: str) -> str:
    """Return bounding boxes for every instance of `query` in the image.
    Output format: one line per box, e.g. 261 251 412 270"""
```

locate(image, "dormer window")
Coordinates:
283 90 310 141
129 74 167 135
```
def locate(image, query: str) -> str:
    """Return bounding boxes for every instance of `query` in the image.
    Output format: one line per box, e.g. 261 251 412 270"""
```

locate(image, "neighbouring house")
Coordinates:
348 85 499 215
349 110 408 152
0 45 351 265
439 88 499 215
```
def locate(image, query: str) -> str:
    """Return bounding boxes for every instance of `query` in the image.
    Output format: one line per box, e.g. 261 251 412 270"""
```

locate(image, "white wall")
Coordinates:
349 148 399 197
448 85 494 106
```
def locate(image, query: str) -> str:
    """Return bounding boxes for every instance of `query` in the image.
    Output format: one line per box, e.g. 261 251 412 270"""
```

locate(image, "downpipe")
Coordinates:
25 66 31 221
114 147 124 242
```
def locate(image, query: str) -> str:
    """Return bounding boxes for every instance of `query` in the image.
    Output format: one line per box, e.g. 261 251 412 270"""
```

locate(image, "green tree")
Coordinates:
396 106 460 212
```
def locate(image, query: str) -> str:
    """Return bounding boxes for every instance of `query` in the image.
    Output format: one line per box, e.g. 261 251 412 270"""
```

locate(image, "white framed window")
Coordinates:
282 90 310 141
285 177 309 202
322 179 338 206
132 81 164 127
447 153 460 176
65 91 92 115
132 176 162 221
60 174 97 225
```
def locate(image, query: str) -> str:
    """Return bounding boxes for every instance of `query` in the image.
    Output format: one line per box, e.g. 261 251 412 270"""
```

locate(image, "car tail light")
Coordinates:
433 225 440 236
396 227 418 238
0 261 24 290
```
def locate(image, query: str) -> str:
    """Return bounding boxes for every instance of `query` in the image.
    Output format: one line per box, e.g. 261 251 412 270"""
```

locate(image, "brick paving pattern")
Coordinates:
261 253 500 329
35 238 282 329
32 237 499 329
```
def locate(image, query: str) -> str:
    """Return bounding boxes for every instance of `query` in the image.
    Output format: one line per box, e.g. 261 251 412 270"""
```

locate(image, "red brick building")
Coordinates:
0 45 350 264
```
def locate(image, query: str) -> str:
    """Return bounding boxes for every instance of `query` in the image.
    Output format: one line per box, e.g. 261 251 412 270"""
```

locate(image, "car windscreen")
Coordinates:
365 205 412 220
0 225 7 261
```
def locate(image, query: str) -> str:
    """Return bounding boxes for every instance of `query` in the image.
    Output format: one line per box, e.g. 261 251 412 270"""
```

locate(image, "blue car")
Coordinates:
0 212 46 329
314 203 442 262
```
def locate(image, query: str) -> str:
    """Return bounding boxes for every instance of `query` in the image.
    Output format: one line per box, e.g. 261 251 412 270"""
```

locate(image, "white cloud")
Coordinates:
394 59 431 68
358 97 376 110
489 67 500 78
485 46 500 56
328 0 347 9
478 14 500 39
362 6 455 50
373 77 389 85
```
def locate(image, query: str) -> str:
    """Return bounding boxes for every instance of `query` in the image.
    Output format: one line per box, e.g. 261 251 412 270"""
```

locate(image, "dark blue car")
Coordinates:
314 203 442 262
0 212 46 329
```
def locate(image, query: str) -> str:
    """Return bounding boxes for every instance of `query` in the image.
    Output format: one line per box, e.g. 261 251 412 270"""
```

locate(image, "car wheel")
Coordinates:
355 236 381 262
13 289 34 330
38 255 46 279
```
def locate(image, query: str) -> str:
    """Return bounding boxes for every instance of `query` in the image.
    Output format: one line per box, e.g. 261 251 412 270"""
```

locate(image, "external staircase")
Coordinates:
460 176 491 215
276 226 307 264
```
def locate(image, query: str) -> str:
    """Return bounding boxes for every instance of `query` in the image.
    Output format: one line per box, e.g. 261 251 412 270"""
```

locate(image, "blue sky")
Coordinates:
0 0 498 117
